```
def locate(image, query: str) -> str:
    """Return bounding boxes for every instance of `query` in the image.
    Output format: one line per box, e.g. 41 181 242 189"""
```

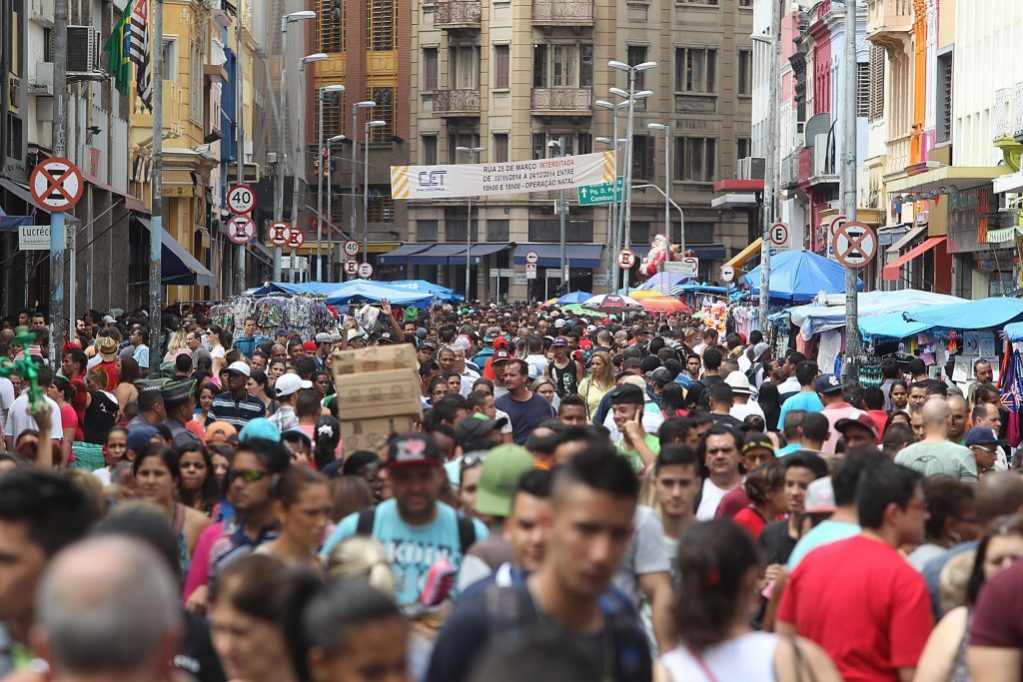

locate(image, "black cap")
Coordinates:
611 384 646 406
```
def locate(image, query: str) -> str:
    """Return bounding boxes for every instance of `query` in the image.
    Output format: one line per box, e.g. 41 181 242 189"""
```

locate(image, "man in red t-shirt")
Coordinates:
778 460 932 681
969 559 1023 681
61 348 90 426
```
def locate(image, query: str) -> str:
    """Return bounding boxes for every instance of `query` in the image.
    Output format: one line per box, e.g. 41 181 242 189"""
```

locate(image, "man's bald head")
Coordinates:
921 396 950 427
33 536 182 675
976 472 1023 524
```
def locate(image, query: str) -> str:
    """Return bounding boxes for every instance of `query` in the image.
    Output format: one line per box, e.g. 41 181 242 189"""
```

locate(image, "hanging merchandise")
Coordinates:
1000 342 1023 448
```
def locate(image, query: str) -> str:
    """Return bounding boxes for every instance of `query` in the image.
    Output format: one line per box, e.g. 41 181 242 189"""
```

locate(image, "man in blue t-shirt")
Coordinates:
321 433 488 606
496 359 556 445
776 360 823 430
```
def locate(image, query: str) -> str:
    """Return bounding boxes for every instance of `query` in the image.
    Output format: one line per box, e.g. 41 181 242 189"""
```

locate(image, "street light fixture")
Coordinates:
288 51 329 283
547 139 570 295
324 133 346 279
350 101 377 261
456 145 486 299
315 84 345 281
300 53 328 70
363 119 387 271
647 123 676 250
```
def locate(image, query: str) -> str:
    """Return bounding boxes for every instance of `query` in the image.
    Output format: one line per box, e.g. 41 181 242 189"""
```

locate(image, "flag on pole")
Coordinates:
102 1 134 97
129 0 153 111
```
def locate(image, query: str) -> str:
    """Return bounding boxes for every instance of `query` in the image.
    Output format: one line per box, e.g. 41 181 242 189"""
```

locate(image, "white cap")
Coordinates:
347 328 366 342
724 371 754 395
226 361 251 377
275 373 313 398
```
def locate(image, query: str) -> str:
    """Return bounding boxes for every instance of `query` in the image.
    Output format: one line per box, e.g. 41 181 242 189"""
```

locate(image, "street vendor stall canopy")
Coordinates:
254 281 436 308
741 250 862 301
790 289 967 337
860 297 1023 341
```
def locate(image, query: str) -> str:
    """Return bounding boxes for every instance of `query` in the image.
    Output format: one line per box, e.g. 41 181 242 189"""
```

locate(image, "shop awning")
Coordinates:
134 216 216 287
0 178 50 214
994 170 1023 194
877 225 909 247
886 224 928 253
513 244 603 269
886 166 1009 194
453 242 512 265
725 238 762 269
882 237 946 281
408 244 467 265
688 244 727 260
986 226 1023 244
376 243 436 266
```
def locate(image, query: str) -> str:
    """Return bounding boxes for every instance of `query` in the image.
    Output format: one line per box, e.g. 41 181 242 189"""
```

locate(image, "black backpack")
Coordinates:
355 506 478 555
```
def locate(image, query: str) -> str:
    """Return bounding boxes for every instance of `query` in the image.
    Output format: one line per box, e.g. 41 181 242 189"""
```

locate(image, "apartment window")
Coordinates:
417 220 439 241
368 87 394 140
162 39 178 81
627 46 647 89
532 133 589 160
447 219 479 241
188 40 203 123
422 135 438 165
739 0 752 6
868 45 885 121
487 219 510 241
367 0 396 50
494 45 510 89
738 50 752 96
736 137 751 160
319 0 345 52
493 133 509 162
449 45 481 89
675 137 717 182
936 52 953 143
528 220 594 242
423 48 438 91
449 132 481 163
630 222 651 244
679 0 717 4
675 47 717 93
687 222 715 243
631 135 655 180
533 44 594 89
317 89 344 141
367 194 395 222
856 61 869 118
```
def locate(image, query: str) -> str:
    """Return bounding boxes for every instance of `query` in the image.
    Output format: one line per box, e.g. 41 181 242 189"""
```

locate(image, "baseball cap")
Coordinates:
238 418 281 443
315 333 332 344
373 332 395 345
554 318 566 329
742 432 775 454
387 433 442 469
492 349 511 364
275 373 313 398
804 477 836 513
475 444 535 517
454 415 506 449
205 421 237 444
753 342 771 359
612 383 646 405
835 412 879 439
126 426 159 453
419 340 437 351
814 374 844 394
725 371 754 396
226 361 251 377
347 328 366 343
302 340 318 352
645 366 675 388
965 426 1004 447
552 336 569 347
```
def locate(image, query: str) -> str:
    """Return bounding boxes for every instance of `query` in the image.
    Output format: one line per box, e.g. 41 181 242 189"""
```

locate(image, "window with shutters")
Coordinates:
936 52 953 143
687 222 715 243
630 222 651 244
487 219 510 241
494 45 510 89
632 135 655 180
423 48 438 92
446 219 479 241
493 133 509 162
736 137 751 160
367 195 395 222
422 135 438 165
449 45 481 89
368 88 394 140
868 46 885 121
627 46 647 88
675 47 717 94
319 0 345 53
533 44 593 89
738 50 752 96
674 137 717 182
856 62 869 118
528 220 594 242
417 220 439 241
317 89 344 141
367 0 395 50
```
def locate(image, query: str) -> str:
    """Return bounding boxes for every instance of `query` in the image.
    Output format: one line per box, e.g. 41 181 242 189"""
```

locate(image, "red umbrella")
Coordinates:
638 296 691 315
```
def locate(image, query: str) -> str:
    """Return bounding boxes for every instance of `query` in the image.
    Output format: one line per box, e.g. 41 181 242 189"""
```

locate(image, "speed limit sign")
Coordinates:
342 240 360 258
344 260 359 275
227 185 256 214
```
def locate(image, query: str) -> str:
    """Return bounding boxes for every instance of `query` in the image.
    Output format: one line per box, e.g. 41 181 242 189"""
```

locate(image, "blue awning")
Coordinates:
0 178 51 215
452 242 512 265
630 243 725 261
409 244 467 265
513 244 604 268
134 216 216 288
376 243 436 266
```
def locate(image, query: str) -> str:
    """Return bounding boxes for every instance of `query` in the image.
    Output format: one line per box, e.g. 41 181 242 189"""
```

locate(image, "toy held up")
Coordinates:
0 326 45 411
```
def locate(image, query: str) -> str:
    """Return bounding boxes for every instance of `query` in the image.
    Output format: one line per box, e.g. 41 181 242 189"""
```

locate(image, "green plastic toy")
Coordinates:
0 326 45 411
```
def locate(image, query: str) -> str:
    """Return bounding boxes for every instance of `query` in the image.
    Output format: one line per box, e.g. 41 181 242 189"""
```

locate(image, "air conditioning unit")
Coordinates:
736 157 765 180
67 26 99 73
29 62 53 95
7 74 20 114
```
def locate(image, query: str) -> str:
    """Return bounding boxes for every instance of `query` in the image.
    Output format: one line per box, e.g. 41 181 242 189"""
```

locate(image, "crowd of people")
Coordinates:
1 300 1022 681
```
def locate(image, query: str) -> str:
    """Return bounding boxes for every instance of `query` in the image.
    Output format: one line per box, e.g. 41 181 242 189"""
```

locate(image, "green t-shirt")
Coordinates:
895 440 979 483
616 433 661 472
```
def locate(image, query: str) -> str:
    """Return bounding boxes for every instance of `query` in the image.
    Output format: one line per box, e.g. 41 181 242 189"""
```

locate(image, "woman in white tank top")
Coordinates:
658 520 841 682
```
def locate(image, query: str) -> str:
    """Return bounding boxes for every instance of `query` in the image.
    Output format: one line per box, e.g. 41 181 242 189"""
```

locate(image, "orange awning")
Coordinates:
882 237 946 281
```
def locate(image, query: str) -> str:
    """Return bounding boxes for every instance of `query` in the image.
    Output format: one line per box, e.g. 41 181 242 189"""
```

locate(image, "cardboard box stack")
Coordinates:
332 344 423 454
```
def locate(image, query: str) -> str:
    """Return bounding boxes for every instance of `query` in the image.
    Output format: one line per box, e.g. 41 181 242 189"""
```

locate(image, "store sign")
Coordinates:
390 152 616 200
18 225 52 250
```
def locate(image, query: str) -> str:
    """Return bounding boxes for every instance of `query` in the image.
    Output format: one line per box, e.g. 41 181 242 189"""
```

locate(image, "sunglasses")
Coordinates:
461 453 487 469
226 468 267 484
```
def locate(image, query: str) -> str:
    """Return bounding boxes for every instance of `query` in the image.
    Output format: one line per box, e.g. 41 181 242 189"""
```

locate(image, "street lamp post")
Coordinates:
351 101 377 261
275 11 317 282
325 134 346 280
317 84 345 282
752 5 780 331
456 146 486 300
647 123 672 249
594 98 630 290
364 119 387 270
547 139 569 295
291 53 328 283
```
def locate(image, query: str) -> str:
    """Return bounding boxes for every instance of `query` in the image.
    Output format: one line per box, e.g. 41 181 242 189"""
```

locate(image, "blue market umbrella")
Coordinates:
556 291 593 305
742 250 862 301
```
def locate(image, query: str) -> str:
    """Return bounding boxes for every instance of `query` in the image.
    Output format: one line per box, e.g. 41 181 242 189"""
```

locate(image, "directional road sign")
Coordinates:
227 215 256 245
834 220 877 268
286 228 305 249
720 264 735 282
577 176 626 206
30 157 83 212
344 260 359 275
678 257 699 278
525 250 539 265
343 240 360 258
227 184 256 214
358 262 374 279
525 263 538 280
268 222 291 246
618 248 637 269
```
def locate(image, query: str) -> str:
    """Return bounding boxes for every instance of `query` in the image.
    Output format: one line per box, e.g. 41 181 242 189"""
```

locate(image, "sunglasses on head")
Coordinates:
226 468 267 484
461 453 487 469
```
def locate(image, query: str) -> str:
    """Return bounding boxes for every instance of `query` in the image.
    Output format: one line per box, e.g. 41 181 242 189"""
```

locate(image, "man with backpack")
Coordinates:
320 433 489 607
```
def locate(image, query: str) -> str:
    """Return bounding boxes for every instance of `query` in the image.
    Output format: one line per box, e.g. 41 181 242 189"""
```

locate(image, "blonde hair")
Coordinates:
938 549 976 614
326 536 396 597
166 330 189 355
588 351 615 390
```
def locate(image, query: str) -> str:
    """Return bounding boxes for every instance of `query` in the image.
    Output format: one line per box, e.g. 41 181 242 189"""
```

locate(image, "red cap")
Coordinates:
493 349 511 364
302 340 318 352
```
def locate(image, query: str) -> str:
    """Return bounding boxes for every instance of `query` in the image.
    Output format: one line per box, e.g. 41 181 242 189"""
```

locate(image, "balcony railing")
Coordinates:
884 132 911 177
1012 82 1023 140
531 88 592 115
532 0 593 25
433 89 481 116
434 0 482 28
809 133 837 182
867 0 913 47
781 151 800 189
674 94 717 115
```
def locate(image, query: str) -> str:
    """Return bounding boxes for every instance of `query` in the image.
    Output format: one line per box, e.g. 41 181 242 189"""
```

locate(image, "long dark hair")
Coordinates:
173 442 220 515
675 520 762 650
660 383 686 415
756 382 781 433
966 514 1023 605
313 416 342 471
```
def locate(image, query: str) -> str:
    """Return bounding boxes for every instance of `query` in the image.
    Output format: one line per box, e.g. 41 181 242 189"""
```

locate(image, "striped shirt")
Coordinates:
209 391 266 428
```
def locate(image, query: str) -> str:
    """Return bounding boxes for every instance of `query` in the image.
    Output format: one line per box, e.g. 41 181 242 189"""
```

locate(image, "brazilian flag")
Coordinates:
103 1 134 96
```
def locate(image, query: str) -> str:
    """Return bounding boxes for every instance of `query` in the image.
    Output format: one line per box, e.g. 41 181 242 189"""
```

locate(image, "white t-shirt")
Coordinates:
494 407 514 435
4 394 64 443
525 354 548 380
0 377 14 433
731 400 765 422
696 478 733 521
